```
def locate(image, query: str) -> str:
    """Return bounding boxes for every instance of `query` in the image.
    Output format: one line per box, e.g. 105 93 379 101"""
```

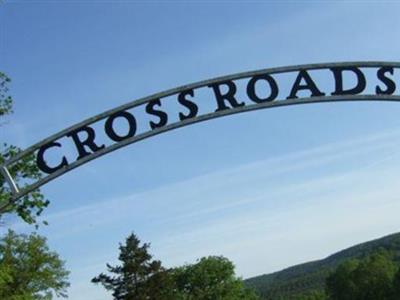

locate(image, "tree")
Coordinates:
294 290 327 300
326 252 397 300
0 229 70 299
92 233 175 300
0 72 49 225
92 232 260 300
391 267 400 300
172 256 260 300
325 259 359 300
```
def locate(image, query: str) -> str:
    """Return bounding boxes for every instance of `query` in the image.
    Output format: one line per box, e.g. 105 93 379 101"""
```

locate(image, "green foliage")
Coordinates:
93 233 260 300
293 290 327 300
0 230 70 299
392 267 400 298
325 260 359 300
326 252 398 300
92 233 176 300
245 232 400 300
172 256 259 300
0 72 13 117
0 72 49 225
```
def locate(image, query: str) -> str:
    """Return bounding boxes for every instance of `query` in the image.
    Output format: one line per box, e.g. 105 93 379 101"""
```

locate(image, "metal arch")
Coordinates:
5 61 400 166
2 61 400 203
7 95 400 202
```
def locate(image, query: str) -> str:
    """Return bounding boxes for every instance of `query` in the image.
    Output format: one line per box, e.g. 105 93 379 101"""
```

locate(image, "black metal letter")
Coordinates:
105 111 137 142
178 89 198 121
36 142 69 174
287 70 325 99
208 80 245 112
145 99 168 130
247 74 278 103
376 66 396 95
331 67 366 95
67 126 105 160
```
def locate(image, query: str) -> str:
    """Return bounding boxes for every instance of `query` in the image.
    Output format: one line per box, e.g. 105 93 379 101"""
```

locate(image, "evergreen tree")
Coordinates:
93 233 260 300
92 233 175 300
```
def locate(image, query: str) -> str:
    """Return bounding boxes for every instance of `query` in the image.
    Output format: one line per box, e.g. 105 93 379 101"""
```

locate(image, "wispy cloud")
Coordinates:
7 126 400 300
23 126 400 231
8 126 400 236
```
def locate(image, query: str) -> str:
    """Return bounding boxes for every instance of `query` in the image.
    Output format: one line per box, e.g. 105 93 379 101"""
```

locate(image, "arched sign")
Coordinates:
2 61 400 205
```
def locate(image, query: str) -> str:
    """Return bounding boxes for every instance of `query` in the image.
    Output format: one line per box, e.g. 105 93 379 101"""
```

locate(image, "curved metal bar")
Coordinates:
3 61 400 205
4 61 400 166
9 94 400 201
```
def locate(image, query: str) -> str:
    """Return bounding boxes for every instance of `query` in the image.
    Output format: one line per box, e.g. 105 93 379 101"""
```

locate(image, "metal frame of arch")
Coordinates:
2 61 400 207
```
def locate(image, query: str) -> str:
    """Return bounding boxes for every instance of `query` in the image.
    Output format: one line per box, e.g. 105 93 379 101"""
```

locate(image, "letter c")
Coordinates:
37 142 69 174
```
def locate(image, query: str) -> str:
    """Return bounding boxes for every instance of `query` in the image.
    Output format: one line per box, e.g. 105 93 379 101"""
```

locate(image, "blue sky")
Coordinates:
2 1 400 299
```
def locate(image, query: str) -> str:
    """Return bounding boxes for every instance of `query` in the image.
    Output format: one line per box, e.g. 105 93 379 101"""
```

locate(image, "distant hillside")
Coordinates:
245 232 400 299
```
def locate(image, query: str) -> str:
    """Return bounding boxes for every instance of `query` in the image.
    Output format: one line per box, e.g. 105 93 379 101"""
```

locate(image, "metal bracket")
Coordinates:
0 166 19 195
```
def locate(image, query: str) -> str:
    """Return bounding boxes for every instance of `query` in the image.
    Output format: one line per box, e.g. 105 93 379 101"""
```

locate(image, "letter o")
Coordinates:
247 74 279 103
105 111 137 142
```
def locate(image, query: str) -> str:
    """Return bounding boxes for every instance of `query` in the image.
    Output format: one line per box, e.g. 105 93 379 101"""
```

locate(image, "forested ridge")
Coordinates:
245 232 400 299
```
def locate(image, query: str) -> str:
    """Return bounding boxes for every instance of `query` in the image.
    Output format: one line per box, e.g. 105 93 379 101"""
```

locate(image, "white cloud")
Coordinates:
8 125 398 300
